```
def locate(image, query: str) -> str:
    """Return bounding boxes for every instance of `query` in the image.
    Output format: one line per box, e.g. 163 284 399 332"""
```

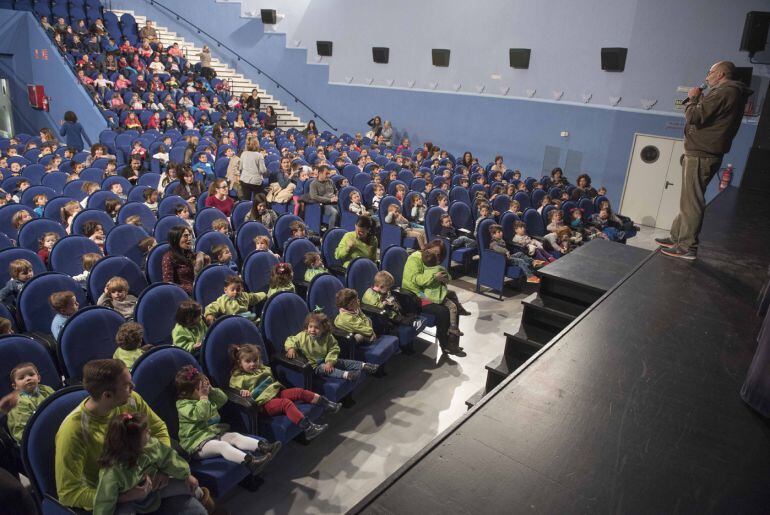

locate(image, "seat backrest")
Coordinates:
261 292 309 358
193 264 237 307
523 208 546 237
194 207 227 237
0 203 31 240
62 180 88 201
105 224 150 267
79 167 104 183
242 251 279 293
579 198 594 219
273 213 302 251
531 189 546 208
21 186 57 208
378 195 401 223
380 245 408 288
202 315 269 388
477 218 496 251
0 248 46 286
235 221 269 260
0 335 62 398
132 346 198 438
88 256 147 301
230 201 252 232
449 201 474 232
195 230 236 261
72 209 115 236
424 206 444 241
492 194 510 214
135 283 190 346
58 306 125 381
146 243 170 283
153 215 187 244
50 236 102 276
117 202 157 234
17 218 67 252
284 238 317 282
346 257 378 298
86 190 120 211
158 195 187 217
41 172 69 194
513 191 531 210
42 195 75 221
102 175 133 194
500 211 520 241
22 387 89 502
18 272 88 334
321 228 346 269
307 273 343 319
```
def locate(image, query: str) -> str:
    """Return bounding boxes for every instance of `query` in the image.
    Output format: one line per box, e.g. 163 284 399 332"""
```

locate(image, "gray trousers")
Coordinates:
669 154 722 252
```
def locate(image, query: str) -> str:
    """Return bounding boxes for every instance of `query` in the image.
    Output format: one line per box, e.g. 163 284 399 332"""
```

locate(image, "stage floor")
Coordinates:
355 187 770 514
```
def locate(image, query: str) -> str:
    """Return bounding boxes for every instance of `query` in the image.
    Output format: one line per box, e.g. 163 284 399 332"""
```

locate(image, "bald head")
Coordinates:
712 61 735 78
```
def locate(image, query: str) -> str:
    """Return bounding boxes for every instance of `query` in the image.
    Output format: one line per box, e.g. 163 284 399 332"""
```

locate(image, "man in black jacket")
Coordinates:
657 61 751 260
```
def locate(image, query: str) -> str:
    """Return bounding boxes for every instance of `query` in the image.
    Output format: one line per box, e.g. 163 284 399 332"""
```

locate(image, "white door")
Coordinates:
0 79 13 139
620 134 683 230
656 139 685 230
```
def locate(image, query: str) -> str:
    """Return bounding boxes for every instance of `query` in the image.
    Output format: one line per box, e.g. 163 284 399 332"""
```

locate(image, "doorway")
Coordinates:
620 134 684 230
0 79 13 138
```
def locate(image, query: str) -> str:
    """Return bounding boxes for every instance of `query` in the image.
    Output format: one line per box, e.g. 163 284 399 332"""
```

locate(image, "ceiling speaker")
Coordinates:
372 47 389 64
261 9 277 24
601 47 627 72
316 41 332 57
432 49 450 67
509 48 531 69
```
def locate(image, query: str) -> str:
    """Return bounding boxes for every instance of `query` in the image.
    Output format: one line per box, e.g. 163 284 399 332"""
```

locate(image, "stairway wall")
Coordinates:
108 0 757 206
0 10 107 142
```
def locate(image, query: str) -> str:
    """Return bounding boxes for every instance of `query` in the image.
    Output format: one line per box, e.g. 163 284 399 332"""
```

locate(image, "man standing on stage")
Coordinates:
657 60 751 260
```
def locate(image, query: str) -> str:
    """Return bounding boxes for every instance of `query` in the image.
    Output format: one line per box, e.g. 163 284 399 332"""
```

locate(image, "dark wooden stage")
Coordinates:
353 187 770 514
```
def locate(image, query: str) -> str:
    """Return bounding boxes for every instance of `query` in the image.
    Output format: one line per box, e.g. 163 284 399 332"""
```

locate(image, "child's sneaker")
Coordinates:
344 370 360 381
526 275 541 284
257 440 281 458
242 453 270 475
362 363 379 375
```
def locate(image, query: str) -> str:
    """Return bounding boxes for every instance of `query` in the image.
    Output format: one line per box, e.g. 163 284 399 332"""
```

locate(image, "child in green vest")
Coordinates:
285 313 378 380
171 301 207 355
204 275 266 324
112 321 148 369
175 365 279 475
267 262 295 298
4 362 54 442
334 288 376 343
303 251 327 282
229 344 339 441
93 412 214 515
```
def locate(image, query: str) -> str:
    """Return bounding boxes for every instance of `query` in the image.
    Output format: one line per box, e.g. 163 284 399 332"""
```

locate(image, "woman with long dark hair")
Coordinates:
204 178 234 217
162 226 196 294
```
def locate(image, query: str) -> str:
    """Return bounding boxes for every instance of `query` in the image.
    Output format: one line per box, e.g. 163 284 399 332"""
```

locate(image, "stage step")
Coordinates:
465 387 486 410
485 354 527 391
537 276 600 308
503 323 551 358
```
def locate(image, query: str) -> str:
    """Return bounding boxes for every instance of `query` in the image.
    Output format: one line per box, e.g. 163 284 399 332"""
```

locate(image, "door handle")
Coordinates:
664 180 674 189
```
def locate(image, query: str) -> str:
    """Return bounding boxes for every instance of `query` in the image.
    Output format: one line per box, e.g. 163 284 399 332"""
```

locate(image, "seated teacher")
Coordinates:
334 216 378 268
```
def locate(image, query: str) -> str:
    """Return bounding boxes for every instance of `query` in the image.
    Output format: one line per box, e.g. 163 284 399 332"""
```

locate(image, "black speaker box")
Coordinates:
601 47 627 72
509 48 531 69
372 47 389 64
734 66 753 87
432 49 450 67
317 41 333 57
740 11 770 54
261 9 277 24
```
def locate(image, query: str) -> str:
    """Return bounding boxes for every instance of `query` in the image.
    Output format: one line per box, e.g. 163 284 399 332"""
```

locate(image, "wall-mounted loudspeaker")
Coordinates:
601 47 627 72
261 9 277 24
372 47 389 64
317 41 333 57
432 49 450 67
740 12 770 55
509 48 531 69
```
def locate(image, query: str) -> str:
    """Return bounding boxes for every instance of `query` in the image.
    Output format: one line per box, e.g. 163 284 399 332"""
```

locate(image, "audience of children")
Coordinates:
172 300 208 354
0 259 34 307
267 262 295 298
488 224 540 284
204 275 266 323
112 321 148 368
50 290 79 340
97 276 138 319
303 251 328 282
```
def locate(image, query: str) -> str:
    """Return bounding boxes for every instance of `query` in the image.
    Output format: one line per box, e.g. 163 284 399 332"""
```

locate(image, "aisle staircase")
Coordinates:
110 8 305 130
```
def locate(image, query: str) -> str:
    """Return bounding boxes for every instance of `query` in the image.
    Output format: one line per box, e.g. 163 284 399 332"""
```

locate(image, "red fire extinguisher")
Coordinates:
719 164 733 191
41 95 49 112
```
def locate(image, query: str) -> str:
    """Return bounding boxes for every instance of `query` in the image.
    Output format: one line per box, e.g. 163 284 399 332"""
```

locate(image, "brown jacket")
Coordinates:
684 79 751 157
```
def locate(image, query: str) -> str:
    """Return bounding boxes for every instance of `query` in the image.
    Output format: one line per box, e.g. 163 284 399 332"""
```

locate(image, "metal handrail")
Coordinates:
133 0 337 131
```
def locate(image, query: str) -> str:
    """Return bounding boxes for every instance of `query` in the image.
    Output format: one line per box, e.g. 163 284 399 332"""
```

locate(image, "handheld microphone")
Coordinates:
682 82 707 105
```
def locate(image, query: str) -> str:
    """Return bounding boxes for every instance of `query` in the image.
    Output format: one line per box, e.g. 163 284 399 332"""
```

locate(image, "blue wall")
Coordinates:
0 10 106 144
112 0 761 205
